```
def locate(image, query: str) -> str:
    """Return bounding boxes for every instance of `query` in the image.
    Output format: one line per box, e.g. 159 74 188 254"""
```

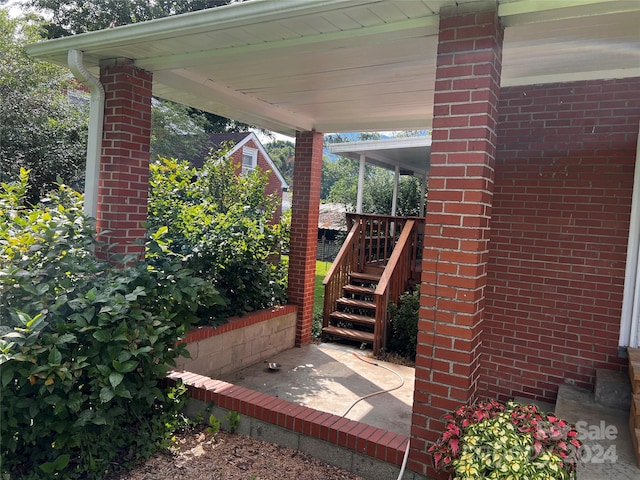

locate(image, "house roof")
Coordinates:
26 0 640 137
318 203 348 231
208 132 254 151
208 131 289 189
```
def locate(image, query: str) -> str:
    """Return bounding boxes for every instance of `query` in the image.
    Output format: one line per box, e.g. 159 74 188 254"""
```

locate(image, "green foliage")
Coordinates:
150 99 211 161
322 156 359 205
387 288 419 361
25 0 231 37
0 171 221 478
207 414 221 437
263 139 294 187
429 400 581 480
0 11 88 205
147 151 288 321
225 411 240 433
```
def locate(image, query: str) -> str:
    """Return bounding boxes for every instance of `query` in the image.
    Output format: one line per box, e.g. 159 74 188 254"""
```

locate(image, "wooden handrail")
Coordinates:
323 222 360 329
372 220 416 355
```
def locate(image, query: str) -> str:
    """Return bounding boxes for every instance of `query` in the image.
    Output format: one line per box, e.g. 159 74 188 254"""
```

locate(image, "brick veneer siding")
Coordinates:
410 8 503 478
287 131 323 347
480 77 640 403
98 59 152 261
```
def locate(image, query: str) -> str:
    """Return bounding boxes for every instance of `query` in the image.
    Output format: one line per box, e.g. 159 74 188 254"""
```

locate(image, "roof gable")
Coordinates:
211 132 288 190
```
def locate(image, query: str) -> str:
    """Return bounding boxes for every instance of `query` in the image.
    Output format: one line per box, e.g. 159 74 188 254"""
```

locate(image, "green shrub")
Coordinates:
0 170 222 478
147 151 288 322
387 287 419 361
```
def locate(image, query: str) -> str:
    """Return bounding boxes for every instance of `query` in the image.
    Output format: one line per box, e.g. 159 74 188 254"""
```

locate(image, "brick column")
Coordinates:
97 58 153 262
287 130 323 346
409 7 503 478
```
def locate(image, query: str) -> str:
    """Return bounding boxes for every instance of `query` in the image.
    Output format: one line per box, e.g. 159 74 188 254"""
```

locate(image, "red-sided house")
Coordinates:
26 1 640 478
192 131 289 222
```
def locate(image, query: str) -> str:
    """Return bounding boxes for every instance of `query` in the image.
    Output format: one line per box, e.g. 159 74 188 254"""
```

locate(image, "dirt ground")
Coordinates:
113 427 365 480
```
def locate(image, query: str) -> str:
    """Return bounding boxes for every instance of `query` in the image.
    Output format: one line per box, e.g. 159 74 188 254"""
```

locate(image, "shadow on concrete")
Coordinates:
222 342 415 436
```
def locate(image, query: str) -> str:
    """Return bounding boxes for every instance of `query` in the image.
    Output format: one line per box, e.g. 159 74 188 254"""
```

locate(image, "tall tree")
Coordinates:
263 140 294 187
150 99 210 161
24 0 254 135
23 0 231 37
0 10 88 204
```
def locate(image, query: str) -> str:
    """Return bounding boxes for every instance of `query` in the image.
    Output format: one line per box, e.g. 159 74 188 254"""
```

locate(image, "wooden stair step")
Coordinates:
628 350 640 395
351 271 381 283
322 326 375 344
631 422 640 468
343 284 375 296
329 311 375 327
631 393 640 430
336 297 376 310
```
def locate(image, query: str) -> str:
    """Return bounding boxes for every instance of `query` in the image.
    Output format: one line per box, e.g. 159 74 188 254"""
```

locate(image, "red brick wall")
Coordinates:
480 78 640 403
228 138 284 222
98 59 153 261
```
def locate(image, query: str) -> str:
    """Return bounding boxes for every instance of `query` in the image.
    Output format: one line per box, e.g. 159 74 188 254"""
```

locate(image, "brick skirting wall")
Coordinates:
166 370 411 477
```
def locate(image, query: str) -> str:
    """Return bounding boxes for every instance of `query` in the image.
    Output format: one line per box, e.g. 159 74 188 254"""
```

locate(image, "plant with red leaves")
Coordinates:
428 400 581 478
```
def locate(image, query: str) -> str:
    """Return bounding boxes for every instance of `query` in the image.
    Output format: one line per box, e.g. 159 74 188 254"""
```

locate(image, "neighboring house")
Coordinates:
192 132 288 222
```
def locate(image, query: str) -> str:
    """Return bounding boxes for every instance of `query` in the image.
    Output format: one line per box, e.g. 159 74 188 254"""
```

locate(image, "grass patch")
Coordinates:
314 259 332 314
281 256 331 315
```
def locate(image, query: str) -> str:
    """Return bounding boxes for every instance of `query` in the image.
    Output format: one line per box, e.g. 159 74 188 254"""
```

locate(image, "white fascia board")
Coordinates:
25 0 374 64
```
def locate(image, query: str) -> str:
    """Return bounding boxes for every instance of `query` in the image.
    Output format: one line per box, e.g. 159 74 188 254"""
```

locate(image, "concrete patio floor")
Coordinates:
221 342 416 437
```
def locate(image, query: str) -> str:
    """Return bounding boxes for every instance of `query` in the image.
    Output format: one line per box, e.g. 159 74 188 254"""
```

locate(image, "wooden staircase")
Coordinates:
629 347 640 467
322 214 424 356
323 269 382 347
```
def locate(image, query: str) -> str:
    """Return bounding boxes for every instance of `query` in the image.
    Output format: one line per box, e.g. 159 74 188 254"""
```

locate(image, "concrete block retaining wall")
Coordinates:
176 305 297 378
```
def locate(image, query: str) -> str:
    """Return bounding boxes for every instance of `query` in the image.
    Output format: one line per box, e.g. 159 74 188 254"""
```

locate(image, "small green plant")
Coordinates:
429 400 581 480
312 311 324 340
387 287 419 360
226 411 241 433
207 414 222 437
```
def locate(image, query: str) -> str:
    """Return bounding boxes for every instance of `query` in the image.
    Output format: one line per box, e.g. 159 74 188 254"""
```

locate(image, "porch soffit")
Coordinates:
26 0 640 137
328 136 432 177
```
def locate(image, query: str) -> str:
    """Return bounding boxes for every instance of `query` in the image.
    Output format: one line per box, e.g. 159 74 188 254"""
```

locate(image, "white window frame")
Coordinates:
241 147 257 175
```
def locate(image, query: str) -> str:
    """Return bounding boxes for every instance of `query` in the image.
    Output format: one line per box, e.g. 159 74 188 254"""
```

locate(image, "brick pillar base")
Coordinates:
287 131 323 346
98 58 152 262
409 7 503 478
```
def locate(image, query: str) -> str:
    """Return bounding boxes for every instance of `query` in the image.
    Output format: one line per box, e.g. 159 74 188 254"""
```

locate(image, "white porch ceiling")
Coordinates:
26 0 640 137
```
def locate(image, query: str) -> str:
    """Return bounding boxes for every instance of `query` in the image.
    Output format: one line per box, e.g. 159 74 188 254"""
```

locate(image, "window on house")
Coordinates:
242 147 257 175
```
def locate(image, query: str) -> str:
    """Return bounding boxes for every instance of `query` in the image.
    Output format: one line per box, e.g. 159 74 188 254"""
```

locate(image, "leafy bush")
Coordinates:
387 287 419 360
0 170 222 478
429 399 581 480
147 151 288 321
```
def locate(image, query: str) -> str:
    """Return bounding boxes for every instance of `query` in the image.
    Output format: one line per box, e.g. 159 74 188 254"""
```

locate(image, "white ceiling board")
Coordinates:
26 0 640 136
